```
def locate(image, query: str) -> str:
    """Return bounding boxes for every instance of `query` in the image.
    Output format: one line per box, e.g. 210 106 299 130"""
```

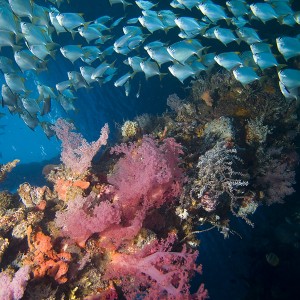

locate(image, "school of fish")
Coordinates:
0 0 300 134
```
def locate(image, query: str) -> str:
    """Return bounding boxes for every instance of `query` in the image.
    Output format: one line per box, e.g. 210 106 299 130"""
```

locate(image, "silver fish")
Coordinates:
78 26 102 43
14 49 46 72
168 63 195 83
21 96 40 116
60 45 83 64
177 0 200 10
109 0 132 9
28 44 56 61
37 84 57 100
67 71 89 90
226 0 249 18
4 72 27 94
21 22 52 46
278 69 300 89
0 6 21 36
144 40 166 51
0 30 20 51
20 110 39 130
250 3 278 23
253 52 278 70
279 81 299 100
81 46 101 64
231 16 248 28
135 1 157 10
56 80 72 93
236 27 261 44
197 1 228 23
233 66 259 85
126 56 144 72
56 13 88 37
140 60 163 80
138 15 166 33
147 46 174 66
80 66 98 84
170 0 185 9
40 121 56 138
49 8 67 35
214 52 242 71
0 56 20 73
94 16 112 24
214 27 239 46
276 37 300 61
114 72 132 87
91 61 112 79
1 84 18 109
57 94 76 112
8 0 33 20
158 10 177 28
250 42 272 55
167 39 204 64
32 4 50 27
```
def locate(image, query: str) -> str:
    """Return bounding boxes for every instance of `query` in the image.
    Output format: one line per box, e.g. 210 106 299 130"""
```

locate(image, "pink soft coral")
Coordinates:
108 136 184 218
55 136 185 249
104 234 208 300
52 118 109 174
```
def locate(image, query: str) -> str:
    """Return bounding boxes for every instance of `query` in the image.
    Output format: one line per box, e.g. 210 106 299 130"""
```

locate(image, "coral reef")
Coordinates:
0 70 298 299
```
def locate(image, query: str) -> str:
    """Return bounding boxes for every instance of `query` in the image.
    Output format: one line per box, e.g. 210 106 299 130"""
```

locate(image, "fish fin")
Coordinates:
123 1 132 10
70 30 77 40
12 45 23 52
236 38 242 45
159 73 168 81
277 64 287 71
83 21 92 29
15 33 23 44
225 18 231 26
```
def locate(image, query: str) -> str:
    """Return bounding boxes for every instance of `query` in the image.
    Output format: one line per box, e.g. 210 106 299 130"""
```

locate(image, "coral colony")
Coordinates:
1 69 299 299
1 0 300 299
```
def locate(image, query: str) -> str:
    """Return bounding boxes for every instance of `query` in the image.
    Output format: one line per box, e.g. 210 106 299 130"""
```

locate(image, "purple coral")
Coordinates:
0 266 30 300
52 118 109 174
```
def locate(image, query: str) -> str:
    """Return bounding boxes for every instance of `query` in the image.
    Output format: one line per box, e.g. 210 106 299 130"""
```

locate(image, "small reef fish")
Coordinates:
233 66 260 85
0 0 300 131
253 52 278 70
278 69 300 89
214 27 240 46
226 0 249 18
60 45 84 64
214 52 243 71
140 60 163 80
168 63 195 83
276 37 300 61
197 1 228 23
250 3 278 23
236 27 261 44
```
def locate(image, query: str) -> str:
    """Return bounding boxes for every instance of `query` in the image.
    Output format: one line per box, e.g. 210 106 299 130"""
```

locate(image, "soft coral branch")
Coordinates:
104 233 208 300
52 118 109 174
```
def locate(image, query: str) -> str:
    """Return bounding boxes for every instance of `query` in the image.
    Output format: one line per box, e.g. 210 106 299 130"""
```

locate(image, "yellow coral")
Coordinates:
121 120 139 138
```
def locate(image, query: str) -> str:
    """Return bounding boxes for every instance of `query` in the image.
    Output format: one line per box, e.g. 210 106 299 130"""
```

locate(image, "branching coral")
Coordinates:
0 159 19 182
191 141 249 215
104 233 208 300
51 118 109 175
